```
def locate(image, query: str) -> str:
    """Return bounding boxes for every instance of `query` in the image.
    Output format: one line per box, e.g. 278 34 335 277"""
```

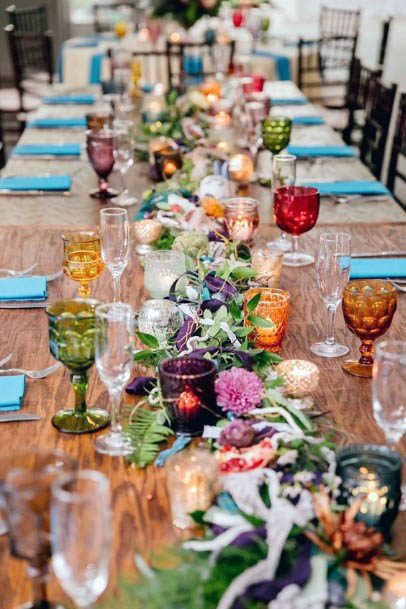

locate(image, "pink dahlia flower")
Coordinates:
215 367 264 415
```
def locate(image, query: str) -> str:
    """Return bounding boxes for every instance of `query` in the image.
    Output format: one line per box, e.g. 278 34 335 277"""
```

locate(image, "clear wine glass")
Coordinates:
94 302 134 456
372 340 406 509
311 232 351 357
267 153 296 253
100 208 130 302
51 470 111 608
113 125 137 207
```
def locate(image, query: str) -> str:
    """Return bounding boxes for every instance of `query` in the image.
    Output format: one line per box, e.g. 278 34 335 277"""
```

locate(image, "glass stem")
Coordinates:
120 170 126 195
292 235 299 255
325 304 337 346
71 371 88 416
112 273 121 302
110 389 122 435
28 562 50 609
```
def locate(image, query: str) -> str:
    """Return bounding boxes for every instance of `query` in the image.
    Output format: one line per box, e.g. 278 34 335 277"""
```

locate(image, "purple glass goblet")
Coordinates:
86 129 119 200
158 357 220 437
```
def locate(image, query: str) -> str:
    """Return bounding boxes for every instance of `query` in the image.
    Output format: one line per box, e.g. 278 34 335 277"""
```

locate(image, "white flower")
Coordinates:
294 471 313 485
281 484 302 499
188 90 209 110
277 449 298 466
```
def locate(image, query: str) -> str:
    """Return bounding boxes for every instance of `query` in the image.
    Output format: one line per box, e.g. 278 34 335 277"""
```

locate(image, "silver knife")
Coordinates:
0 190 71 197
352 251 406 258
0 413 41 422
0 302 49 309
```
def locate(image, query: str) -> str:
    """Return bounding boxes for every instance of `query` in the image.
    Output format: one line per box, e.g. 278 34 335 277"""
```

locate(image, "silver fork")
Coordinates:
387 279 406 293
0 263 38 277
0 353 12 367
0 362 62 379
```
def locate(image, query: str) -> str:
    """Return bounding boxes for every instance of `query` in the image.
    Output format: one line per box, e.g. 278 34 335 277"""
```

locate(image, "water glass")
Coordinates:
144 250 186 299
86 129 118 200
100 208 130 302
113 125 137 207
268 154 297 252
94 303 134 456
51 470 111 608
311 232 351 358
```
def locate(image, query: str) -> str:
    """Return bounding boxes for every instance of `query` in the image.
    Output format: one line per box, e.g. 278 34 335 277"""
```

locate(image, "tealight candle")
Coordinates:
276 359 320 398
166 444 218 529
144 250 186 299
228 153 254 184
251 247 284 287
199 81 221 105
148 137 176 165
223 197 259 243
336 444 402 535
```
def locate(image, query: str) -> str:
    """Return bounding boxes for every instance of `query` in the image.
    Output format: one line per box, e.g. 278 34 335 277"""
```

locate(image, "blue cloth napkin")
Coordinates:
27 118 86 129
253 50 292 80
0 175 71 192
0 276 47 301
0 376 26 411
292 116 325 125
89 52 107 84
43 94 96 105
271 97 308 105
12 144 81 157
301 181 390 195
350 258 406 279
287 145 356 158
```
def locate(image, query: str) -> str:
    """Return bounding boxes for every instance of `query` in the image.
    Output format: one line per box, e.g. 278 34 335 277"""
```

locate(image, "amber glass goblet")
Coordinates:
243 287 291 352
61 231 104 297
342 280 397 378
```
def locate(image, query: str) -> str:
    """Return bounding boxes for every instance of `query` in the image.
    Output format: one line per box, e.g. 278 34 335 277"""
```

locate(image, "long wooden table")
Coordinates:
0 222 405 609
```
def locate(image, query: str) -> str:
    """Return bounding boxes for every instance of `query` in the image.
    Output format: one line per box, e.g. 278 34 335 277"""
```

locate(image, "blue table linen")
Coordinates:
292 116 325 125
0 376 26 411
0 276 47 301
287 145 356 158
271 97 308 105
301 181 389 195
43 94 96 105
0 175 71 192
12 144 81 157
350 258 406 279
252 50 292 80
27 118 86 129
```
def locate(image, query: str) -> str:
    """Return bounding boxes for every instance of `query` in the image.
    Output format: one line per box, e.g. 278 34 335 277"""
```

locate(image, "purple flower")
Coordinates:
215 367 264 415
219 419 256 448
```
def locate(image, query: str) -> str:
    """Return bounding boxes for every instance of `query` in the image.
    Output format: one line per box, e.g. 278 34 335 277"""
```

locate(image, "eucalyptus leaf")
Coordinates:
229 299 243 322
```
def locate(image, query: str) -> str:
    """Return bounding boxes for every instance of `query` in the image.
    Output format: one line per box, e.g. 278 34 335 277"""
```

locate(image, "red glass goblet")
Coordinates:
242 74 265 94
86 129 119 200
273 186 320 267
233 9 244 28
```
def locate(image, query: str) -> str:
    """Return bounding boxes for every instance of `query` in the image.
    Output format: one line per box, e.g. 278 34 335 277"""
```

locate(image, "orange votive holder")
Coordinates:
243 287 291 352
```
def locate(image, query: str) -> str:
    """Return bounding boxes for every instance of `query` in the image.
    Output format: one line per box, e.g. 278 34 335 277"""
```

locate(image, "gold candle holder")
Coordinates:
165 445 218 529
276 359 320 407
251 247 284 287
243 287 291 352
223 197 259 244
228 153 254 185
133 219 162 255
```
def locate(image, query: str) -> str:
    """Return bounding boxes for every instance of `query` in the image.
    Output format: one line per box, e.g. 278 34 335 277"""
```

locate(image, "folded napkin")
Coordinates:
301 181 390 195
350 258 406 279
12 144 81 157
28 118 86 129
43 94 96 105
0 276 47 301
67 39 99 48
0 376 26 411
0 175 71 192
287 145 356 158
271 97 308 105
292 116 325 125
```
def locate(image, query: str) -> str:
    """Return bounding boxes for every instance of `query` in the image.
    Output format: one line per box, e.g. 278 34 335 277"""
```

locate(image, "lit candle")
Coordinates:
251 247 284 287
199 81 221 106
214 111 231 129
223 197 259 244
148 137 176 165
162 159 178 178
276 359 320 398
228 153 254 184
144 250 186 299
154 148 183 181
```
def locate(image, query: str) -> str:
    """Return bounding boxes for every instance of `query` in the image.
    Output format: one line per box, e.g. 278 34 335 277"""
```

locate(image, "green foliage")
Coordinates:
126 408 173 468
247 313 274 329
136 332 160 349
154 227 177 250
151 0 221 27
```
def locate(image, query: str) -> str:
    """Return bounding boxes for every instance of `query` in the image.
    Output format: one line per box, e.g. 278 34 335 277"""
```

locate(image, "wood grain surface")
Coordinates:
0 222 405 608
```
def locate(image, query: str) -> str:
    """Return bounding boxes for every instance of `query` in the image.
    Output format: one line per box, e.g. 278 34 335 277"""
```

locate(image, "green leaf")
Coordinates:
246 292 261 312
230 266 258 281
126 408 173 468
229 299 242 322
133 349 155 362
247 314 274 328
136 332 160 349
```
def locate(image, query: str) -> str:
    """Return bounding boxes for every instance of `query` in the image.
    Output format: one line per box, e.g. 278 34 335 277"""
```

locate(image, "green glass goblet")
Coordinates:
261 116 292 154
46 299 110 434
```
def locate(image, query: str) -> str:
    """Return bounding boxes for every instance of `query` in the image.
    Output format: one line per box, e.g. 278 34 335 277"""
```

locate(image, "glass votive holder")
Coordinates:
384 574 406 609
276 359 320 408
228 153 254 185
166 444 219 529
223 197 259 244
336 444 402 535
251 247 283 287
133 219 163 255
148 137 177 165
242 74 265 94
154 148 183 180
144 250 186 299
138 299 183 342
211 98 233 117
245 92 271 116
243 287 291 352
158 357 219 436
199 80 221 105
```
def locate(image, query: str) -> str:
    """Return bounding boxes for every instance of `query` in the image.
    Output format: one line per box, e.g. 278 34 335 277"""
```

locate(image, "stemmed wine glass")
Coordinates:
113 125 137 207
262 116 292 156
51 470 111 608
267 153 296 253
100 208 130 302
273 186 320 266
245 100 268 161
94 303 134 456
0 449 76 609
311 232 351 358
372 340 406 509
86 129 118 200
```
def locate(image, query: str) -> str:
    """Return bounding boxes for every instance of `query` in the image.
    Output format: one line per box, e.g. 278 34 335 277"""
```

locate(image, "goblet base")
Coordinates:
266 236 291 253
52 408 110 434
342 359 373 378
89 187 119 200
16 602 65 609
283 251 314 267
94 431 133 456
311 341 349 358
112 193 138 207
135 243 154 255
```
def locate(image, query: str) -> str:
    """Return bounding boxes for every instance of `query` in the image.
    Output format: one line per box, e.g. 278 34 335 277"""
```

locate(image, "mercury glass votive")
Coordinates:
138 299 183 342
251 247 283 287
148 137 177 165
158 357 219 436
144 250 186 299
336 444 402 535
166 444 219 529
224 197 259 244
276 359 320 402
154 147 183 180
243 287 291 352
133 219 162 255
228 153 254 185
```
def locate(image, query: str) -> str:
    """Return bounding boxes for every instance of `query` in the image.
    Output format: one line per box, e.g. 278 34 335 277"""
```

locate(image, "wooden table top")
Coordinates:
0 221 405 609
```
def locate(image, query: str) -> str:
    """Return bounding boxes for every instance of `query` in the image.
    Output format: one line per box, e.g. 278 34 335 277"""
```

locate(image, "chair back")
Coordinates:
93 2 137 33
0 110 5 170
359 79 398 179
387 93 406 208
320 6 360 38
378 17 392 68
6 3 48 33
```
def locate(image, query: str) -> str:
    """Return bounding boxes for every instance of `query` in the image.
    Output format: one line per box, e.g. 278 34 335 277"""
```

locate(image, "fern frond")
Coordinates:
126 408 173 468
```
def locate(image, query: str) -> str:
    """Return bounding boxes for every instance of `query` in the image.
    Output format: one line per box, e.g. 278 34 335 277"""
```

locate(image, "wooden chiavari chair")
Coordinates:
319 6 360 39
387 93 406 209
6 3 48 33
